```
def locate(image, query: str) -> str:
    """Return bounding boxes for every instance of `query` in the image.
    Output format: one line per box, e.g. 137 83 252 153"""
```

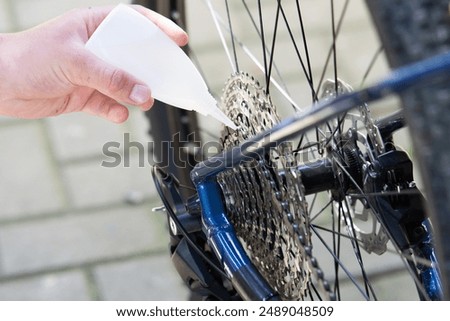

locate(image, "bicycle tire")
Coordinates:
139 0 450 300
133 0 201 197
366 0 450 299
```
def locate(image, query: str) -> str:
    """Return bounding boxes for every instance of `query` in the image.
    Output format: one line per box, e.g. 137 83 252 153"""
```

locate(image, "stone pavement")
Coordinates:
0 0 189 300
0 0 416 300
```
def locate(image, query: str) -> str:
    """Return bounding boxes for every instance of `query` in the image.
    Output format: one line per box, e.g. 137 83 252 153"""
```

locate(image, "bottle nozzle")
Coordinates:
208 107 238 130
194 92 237 130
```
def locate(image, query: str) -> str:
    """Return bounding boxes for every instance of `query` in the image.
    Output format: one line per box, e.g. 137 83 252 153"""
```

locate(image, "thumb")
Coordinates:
69 51 154 107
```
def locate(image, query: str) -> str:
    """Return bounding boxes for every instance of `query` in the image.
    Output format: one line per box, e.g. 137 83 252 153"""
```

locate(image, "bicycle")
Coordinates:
133 0 450 300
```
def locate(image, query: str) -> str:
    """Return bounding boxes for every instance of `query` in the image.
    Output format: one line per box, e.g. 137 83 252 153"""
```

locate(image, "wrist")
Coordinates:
0 33 20 114
0 34 10 102
0 33 15 86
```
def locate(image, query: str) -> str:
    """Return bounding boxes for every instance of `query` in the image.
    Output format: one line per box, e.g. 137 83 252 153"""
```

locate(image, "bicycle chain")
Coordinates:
217 72 334 300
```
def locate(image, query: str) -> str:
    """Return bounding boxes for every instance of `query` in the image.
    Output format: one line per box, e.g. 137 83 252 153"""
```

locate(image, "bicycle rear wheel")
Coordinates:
144 0 450 300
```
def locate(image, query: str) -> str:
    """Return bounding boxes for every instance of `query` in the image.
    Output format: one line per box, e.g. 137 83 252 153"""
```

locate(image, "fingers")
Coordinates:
69 51 155 109
129 84 153 106
68 4 174 123
88 103 129 123
83 5 188 46
131 5 189 46
81 91 135 123
77 82 153 124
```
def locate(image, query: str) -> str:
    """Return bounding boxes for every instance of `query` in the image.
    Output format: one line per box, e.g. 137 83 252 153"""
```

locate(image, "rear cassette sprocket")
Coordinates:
217 72 333 300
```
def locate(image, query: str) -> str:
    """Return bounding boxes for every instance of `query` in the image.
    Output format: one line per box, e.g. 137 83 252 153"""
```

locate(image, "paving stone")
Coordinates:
0 116 19 124
337 270 419 301
94 255 189 301
62 157 157 209
0 270 90 300
0 121 66 220
45 113 126 162
0 206 169 276
127 109 153 147
0 0 15 32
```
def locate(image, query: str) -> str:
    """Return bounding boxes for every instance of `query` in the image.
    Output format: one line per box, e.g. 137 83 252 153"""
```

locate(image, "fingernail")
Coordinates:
140 98 154 112
129 84 151 104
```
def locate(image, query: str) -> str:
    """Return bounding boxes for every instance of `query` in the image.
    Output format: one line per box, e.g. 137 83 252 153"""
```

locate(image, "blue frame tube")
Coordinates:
196 179 278 300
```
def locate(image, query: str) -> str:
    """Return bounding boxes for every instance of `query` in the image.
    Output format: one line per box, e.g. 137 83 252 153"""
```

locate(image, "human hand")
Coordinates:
0 5 188 123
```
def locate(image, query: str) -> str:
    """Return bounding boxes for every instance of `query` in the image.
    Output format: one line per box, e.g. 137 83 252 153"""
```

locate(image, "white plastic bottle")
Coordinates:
85 4 237 130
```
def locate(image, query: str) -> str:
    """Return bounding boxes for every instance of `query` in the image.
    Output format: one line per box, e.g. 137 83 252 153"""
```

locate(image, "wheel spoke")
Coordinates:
315 0 350 95
278 1 316 99
241 0 291 99
257 0 268 90
360 45 384 87
225 0 239 72
330 0 339 95
295 0 315 101
310 224 371 300
266 1 281 94
205 0 237 72
209 5 302 110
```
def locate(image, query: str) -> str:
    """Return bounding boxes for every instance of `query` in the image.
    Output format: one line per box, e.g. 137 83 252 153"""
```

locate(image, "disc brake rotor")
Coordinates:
320 79 389 255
